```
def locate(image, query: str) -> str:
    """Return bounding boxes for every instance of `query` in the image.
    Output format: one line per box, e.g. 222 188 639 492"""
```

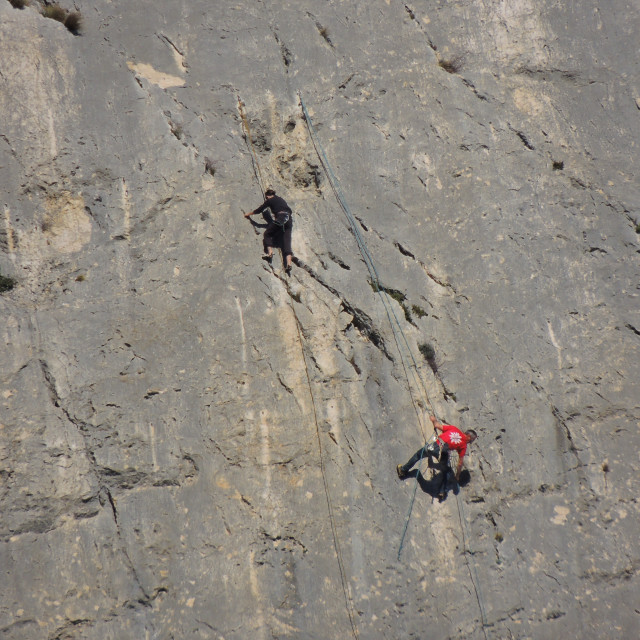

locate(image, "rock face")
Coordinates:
1 1 639 638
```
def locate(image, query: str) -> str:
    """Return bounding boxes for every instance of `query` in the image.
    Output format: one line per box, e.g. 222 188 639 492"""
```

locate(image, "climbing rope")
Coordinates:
299 93 435 442
238 100 359 640
456 492 490 639
396 444 426 561
299 93 439 558
240 93 488 637
299 92 491 634
285 281 360 640
237 96 266 198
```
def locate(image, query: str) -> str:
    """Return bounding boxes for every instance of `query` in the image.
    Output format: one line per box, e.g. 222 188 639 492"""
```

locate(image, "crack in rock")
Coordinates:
292 257 393 360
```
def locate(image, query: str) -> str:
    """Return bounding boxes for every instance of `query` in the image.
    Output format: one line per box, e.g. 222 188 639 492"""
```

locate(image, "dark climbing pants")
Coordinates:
263 218 293 256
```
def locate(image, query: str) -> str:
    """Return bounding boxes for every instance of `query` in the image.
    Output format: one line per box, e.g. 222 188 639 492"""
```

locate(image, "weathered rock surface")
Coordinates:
1 1 639 638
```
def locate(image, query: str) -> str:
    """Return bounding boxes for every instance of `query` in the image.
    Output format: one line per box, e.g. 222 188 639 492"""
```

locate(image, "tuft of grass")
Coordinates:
64 11 82 34
411 304 427 319
418 342 438 373
494 532 504 543
290 291 301 303
384 287 412 322
369 281 415 323
418 342 436 362
0 272 17 293
438 55 464 74
385 287 406 304
602 462 610 473
75 274 86 282
9 0 29 9
635 224 640 234
42 3 67 23
552 160 564 171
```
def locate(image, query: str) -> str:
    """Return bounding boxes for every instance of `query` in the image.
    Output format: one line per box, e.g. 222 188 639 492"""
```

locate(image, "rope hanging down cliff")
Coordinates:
238 96 266 198
285 279 360 640
237 96 360 640
298 93 489 636
298 93 436 444
298 93 438 557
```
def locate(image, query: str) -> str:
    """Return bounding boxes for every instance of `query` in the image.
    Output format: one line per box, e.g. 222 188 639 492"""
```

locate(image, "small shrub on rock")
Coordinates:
418 342 438 373
64 11 82 34
41 3 66 22
438 55 464 74
9 0 29 9
0 272 17 293
418 342 435 361
385 287 406 304
40 3 83 34
411 304 427 319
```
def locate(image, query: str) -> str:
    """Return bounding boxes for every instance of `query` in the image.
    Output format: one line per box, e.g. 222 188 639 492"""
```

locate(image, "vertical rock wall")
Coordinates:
1 1 639 638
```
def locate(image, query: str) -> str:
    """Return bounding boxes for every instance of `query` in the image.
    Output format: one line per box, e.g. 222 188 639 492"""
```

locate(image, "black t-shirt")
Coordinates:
256 195 292 215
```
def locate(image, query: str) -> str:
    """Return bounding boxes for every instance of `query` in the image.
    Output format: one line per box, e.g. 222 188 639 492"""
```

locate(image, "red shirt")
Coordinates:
438 425 468 460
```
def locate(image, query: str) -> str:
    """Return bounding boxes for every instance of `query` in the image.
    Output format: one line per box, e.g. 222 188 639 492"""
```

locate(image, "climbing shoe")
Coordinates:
285 265 292 275
396 464 408 480
262 255 273 264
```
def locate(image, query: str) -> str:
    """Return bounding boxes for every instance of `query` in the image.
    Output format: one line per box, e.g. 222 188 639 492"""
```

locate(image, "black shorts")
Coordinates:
263 218 293 256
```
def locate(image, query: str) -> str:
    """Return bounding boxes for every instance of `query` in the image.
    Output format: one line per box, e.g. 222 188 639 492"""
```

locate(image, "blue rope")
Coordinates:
300 92 490 634
299 93 438 561
299 94 434 437
396 445 426 561
456 492 490 638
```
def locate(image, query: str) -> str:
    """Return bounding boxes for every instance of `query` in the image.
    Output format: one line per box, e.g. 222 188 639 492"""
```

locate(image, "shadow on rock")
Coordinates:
404 466 472 502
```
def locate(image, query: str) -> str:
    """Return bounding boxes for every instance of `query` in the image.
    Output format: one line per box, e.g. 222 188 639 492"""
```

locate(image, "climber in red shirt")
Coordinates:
397 415 477 494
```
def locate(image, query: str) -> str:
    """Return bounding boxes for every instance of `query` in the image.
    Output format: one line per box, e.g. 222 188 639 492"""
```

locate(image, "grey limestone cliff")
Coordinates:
1 1 639 638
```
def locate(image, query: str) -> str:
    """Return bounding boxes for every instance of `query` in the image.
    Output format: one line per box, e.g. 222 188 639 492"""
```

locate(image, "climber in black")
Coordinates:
244 188 294 274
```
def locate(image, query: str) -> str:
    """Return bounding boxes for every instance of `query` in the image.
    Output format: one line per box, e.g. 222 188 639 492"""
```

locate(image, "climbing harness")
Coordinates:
272 211 291 226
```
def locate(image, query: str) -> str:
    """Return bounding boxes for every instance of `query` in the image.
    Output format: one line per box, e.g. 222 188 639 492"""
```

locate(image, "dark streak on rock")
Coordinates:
272 29 293 69
328 252 351 270
625 323 640 337
395 242 415 259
